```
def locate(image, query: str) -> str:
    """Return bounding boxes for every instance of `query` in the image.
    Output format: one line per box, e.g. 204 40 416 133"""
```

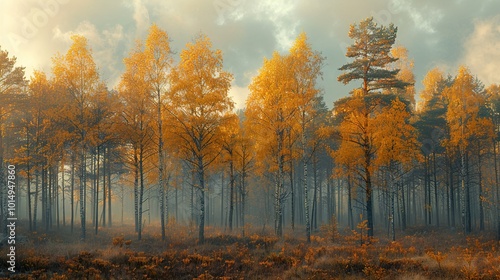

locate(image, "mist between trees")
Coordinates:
0 17 499 243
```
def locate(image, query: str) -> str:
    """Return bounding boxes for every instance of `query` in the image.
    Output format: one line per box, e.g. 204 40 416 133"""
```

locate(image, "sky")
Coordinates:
1 0 499 109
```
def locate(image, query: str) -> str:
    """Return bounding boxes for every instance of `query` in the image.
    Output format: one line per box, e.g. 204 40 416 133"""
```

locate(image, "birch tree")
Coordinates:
167 34 234 243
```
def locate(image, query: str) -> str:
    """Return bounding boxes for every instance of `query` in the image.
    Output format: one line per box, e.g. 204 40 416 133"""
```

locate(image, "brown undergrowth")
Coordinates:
0 223 499 279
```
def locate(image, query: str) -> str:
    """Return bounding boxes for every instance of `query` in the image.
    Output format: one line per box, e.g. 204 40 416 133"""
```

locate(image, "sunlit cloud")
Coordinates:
463 15 500 86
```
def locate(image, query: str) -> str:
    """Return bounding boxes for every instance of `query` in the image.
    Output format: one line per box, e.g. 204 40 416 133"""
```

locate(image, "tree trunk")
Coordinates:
27 131 32 231
45 167 50 232
433 152 439 227
312 156 318 231
102 147 106 227
401 178 406 231
347 175 354 230
95 147 100 235
158 90 166 240
107 148 112 227
138 145 145 240
391 182 395 241
134 149 139 233
198 157 206 244
274 127 285 238
289 158 295 231
449 156 455 228
303 144 310 242
241 167 246 237
71 155 75 233
465 152 472 234
34 171 39 231
228 158 235 231
220 172 224 227
365 151 374 238
61 160 65 227
493 139 500 241
477 145 484 231
80 146 86 240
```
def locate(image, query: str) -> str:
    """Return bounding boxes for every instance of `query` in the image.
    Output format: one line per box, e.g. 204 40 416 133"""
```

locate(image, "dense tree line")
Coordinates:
0 17 498 243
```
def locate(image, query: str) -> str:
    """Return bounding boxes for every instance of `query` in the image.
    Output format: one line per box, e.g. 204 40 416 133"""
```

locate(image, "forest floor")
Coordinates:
0 222 499 279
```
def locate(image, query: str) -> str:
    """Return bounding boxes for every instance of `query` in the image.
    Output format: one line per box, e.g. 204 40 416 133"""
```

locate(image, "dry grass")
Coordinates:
0 222 499 279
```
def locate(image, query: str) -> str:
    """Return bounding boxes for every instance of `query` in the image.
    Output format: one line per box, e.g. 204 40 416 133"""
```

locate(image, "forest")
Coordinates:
0 16 499 279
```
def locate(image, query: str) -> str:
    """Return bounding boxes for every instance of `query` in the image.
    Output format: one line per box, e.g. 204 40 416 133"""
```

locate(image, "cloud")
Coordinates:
132 0 150 37
53 21 125 86
1 0 500 107
228 84 250 110
463 15 500 86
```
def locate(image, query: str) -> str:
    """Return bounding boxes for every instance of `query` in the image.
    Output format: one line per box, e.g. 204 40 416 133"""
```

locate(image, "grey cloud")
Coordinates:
1 0 499 109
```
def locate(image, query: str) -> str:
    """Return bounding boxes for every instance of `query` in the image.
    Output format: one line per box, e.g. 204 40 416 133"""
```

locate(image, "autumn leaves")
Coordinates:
2 15 499 244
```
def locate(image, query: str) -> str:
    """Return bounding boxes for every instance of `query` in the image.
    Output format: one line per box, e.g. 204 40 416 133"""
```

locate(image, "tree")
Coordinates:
288 33 324 242
372 98 420 240
52 35 102 240
419 67 445 111
443 66 494 234
389 46 416 107
0 47 27 234
338 17 408 94
235 111 254 237
118 42 155 240
486 84 500 240
166 34 234 243
220 114 240 231
246 51 295 238
415 67 449 228
336 17 410 238
13 70 46 231
87 86 119 235
143 24 173 240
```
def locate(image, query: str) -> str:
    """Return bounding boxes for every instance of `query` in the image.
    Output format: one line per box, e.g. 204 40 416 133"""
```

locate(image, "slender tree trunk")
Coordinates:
102 147 106 227
175 183 178 222
289 158 295 230
493 139 500 241
107 148 112 227
0 128 5 236
449 156 455 228
347 175 354 230
71 155 75 233
391 182 395 241
228 157 235 231
241 167 246 237
365 152 374 237
90 154 95 226
433 152 439 227
477 145 484 231
401 177 406 231
158 90 166 240
303 148 310 242
198 157 206 244
55 164 60 229
191 170 195 225
95 147 100 235
327 170 331 223
62 160 65 227
26 131 32 231
80 146 86 240
312 156 318 231
41 168 45 230
220 172 224 227
134 149 139 233
45 167 50 232
34 171 39 231
138 146 145 240
274 129 285 238
465 152 472 233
